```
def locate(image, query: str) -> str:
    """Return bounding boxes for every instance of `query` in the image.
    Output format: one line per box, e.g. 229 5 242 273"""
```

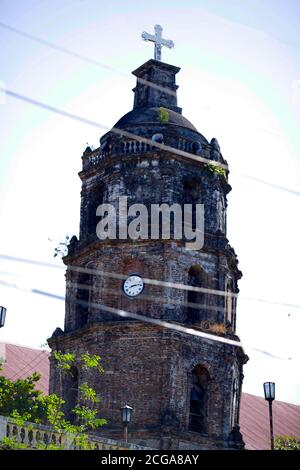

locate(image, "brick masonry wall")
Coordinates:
48 321 246 450
64 240 234 329
49 60 247 450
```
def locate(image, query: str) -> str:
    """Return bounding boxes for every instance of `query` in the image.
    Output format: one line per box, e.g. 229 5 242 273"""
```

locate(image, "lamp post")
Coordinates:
263 382 275 450
0 307 7 328
120 404 133 443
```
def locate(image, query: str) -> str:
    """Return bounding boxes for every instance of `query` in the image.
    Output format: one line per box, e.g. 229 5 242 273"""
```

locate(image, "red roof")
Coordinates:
1 341 299 449
240 392 300 450
1 342 49 395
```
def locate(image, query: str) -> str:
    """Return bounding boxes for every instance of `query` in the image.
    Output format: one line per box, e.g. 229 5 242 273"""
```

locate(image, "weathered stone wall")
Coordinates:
48 321 245 450
49 59 247 450
64 240 237 330
79 149 229 241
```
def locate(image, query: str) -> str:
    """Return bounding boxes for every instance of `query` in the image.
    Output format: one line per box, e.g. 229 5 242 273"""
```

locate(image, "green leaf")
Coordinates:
204 163 226 177
159 107 169 124
275 435 300 450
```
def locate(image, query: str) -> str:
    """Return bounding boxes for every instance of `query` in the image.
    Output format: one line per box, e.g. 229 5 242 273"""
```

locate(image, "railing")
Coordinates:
122 140 154 154
178 138 197 152
0 415 149 450
83 138 208 170
85 140 154 168
87 152 103 167
0 416 65 449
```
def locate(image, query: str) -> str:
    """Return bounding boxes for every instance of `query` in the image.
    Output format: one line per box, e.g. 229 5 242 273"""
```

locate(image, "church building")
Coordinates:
48 25 248 450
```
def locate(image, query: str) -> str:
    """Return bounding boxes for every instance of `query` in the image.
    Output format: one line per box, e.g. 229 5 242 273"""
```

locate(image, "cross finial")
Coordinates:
141 24 174 61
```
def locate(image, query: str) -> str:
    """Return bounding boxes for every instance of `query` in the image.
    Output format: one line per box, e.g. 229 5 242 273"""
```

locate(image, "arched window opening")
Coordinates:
76 272 91 328
189 366 210 434
86 186 104 239
183 178 201 232
187 265 206 324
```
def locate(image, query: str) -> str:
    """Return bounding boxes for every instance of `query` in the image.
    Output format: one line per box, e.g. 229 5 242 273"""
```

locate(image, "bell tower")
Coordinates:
48 33 248 449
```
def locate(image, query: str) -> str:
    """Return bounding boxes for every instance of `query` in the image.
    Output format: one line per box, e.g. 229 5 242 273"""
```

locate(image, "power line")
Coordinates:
1 86 300 196
9 348 49 382
0 277 293 361
1 21 300 196
0 277 240 348
0 21 177 98
0 254 64 270
0 22 297 391
68 281 225 315
1 88 227 169
0 22 127 73
233 173 300 197
3 89 106 130
1 253 299 310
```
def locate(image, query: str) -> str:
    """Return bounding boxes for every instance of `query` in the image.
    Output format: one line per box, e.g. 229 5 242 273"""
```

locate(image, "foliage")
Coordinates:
0 410 34 450
1 436 28 450
205 163 227 178
80 353 104 374
0 371 48 422
43 351 107 449
159 107 169 123
0 352 107 450
53 350 75 371
35 441 62 450
275 435 300 450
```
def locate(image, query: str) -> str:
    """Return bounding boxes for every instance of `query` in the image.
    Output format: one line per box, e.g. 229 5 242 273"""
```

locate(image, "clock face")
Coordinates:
123 275 144 298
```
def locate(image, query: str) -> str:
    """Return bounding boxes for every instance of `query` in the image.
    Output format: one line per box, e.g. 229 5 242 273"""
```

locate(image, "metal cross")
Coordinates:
141 24 174 61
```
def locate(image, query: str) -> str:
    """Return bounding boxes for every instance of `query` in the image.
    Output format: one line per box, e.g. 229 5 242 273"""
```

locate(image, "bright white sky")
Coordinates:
0 0 300 405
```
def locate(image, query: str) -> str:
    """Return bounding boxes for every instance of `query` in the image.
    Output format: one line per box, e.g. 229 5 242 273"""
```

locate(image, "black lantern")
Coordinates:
0 306 6 328
263 382 275 402
120 404 133 442
120 404 133 425
263 382 275 450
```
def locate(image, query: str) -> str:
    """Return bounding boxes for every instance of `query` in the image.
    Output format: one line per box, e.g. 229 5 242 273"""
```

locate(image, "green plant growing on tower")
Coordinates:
159 107 169 123
205 163 227 178
39 351 107 450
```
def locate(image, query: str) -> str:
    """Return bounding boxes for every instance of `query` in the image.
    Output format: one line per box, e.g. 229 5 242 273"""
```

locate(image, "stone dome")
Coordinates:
114 107 198 132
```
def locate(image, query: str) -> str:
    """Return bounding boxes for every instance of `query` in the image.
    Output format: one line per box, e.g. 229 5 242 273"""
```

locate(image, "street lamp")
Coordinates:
120 404 133 443
0 307 7 328
263 382 275 450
